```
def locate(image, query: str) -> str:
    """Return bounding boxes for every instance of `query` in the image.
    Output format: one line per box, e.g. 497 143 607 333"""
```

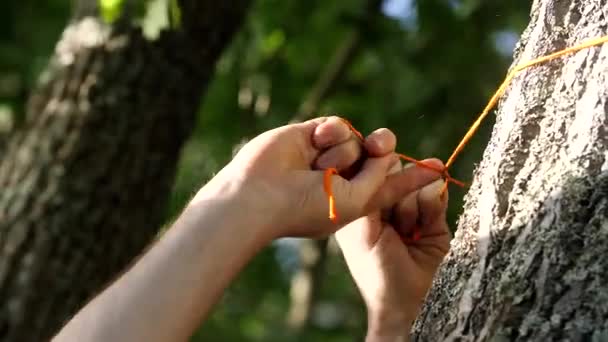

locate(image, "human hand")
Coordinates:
336 168 451 341
314 127 450 339
194 116 441 241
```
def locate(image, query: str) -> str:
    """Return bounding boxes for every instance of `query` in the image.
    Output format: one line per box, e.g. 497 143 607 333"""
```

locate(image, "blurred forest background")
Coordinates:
0 0 532 340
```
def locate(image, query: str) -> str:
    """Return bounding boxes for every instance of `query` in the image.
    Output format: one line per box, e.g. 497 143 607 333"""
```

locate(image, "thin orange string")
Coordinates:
444 34 608 170
324 167 339 223
324 34 608 230
339 118 365 142
401 225 422 244
397 154 465 188
340 118 464 185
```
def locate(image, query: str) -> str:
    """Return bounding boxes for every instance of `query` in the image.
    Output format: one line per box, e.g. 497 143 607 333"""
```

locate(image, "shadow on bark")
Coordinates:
415 171 608 340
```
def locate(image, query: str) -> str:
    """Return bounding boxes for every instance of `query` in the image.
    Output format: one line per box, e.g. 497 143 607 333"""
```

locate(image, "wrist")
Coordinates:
366 309 413 342
189 173 278 245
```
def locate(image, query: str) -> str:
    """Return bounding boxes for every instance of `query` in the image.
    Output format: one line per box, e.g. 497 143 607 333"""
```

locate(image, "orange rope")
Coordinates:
397 154 465 188
339 118 365 142
401 225 422 244
324 34 608 232
340 118 465 186
324 167 339 223
444 34 608 170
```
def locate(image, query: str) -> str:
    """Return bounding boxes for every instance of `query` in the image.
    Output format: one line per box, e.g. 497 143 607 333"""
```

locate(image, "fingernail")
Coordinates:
366 128 393 153
315 134 331 148
420 158 445 170
425 179 445 192
421 179 447 202
314 124 333 147
372 134 385 151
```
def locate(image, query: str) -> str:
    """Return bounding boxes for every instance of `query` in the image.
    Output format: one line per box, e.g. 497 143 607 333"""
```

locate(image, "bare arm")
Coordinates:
53 180 272 342
53 117 441 341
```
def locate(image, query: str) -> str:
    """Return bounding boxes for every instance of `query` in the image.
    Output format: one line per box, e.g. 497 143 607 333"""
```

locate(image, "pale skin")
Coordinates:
53 117 451 342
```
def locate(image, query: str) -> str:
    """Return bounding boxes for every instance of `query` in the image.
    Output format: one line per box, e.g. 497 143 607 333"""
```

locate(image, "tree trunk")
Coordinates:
0 1 250 340
414 0 608 340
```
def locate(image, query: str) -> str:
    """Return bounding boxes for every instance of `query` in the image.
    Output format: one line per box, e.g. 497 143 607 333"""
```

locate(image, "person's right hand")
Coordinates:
198 116 442 240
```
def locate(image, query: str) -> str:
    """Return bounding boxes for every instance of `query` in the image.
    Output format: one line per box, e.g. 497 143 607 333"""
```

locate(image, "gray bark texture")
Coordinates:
414 0 608 341
0 1 250 340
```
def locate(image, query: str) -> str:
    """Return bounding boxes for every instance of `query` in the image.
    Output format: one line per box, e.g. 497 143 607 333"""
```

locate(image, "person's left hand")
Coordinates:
336 176 451 338
195 116 441 240
310 128 451 339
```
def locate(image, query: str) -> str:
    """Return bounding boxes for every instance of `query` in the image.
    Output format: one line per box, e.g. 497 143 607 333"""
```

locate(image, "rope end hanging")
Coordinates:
328 199 338 223
324 168 339 223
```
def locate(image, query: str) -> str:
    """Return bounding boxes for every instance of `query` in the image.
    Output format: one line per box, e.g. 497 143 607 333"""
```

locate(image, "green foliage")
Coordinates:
168 0 181 28
2 0 532 340
0 0 69 126
99 0 125 23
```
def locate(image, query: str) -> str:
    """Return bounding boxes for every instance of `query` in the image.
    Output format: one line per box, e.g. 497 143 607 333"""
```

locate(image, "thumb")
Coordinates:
368 159 444 212
329 154 397 223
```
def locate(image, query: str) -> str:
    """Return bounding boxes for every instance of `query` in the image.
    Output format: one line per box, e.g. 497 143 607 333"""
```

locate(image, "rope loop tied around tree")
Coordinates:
322 34 608 242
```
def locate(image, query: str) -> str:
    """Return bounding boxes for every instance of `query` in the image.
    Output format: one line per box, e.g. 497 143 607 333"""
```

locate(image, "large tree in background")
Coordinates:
0 0 250 340
415 0 608 340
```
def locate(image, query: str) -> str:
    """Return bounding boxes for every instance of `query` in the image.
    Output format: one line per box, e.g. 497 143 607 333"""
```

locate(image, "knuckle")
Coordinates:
345 141 362 161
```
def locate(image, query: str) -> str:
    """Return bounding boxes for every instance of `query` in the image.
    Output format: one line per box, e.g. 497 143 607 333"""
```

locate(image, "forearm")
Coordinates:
53 181 272 342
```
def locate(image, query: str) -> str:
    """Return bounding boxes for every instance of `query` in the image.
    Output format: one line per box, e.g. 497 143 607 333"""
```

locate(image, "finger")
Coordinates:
335 212 384 250
388 157 402 174
368 158 443 211
298 155 395 229
271 116 356 166
341 154 398 212
393 191 419 236
312 116 353 149
408 216 451 267
407 179 451 258
417 179 449 235
380 159 403 221
315 139 363 171
260 116 330 165
364 128 396 157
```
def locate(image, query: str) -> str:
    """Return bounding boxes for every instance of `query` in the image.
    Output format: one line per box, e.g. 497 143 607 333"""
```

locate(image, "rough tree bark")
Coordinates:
414 0 608 340
0 1 250 340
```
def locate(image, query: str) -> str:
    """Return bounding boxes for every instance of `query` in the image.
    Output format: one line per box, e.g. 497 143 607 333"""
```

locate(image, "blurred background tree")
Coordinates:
0 0 531 340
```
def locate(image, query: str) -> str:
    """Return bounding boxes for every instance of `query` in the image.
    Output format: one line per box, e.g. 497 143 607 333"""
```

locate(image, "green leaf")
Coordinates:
261 29 285 57
99 0 124 23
